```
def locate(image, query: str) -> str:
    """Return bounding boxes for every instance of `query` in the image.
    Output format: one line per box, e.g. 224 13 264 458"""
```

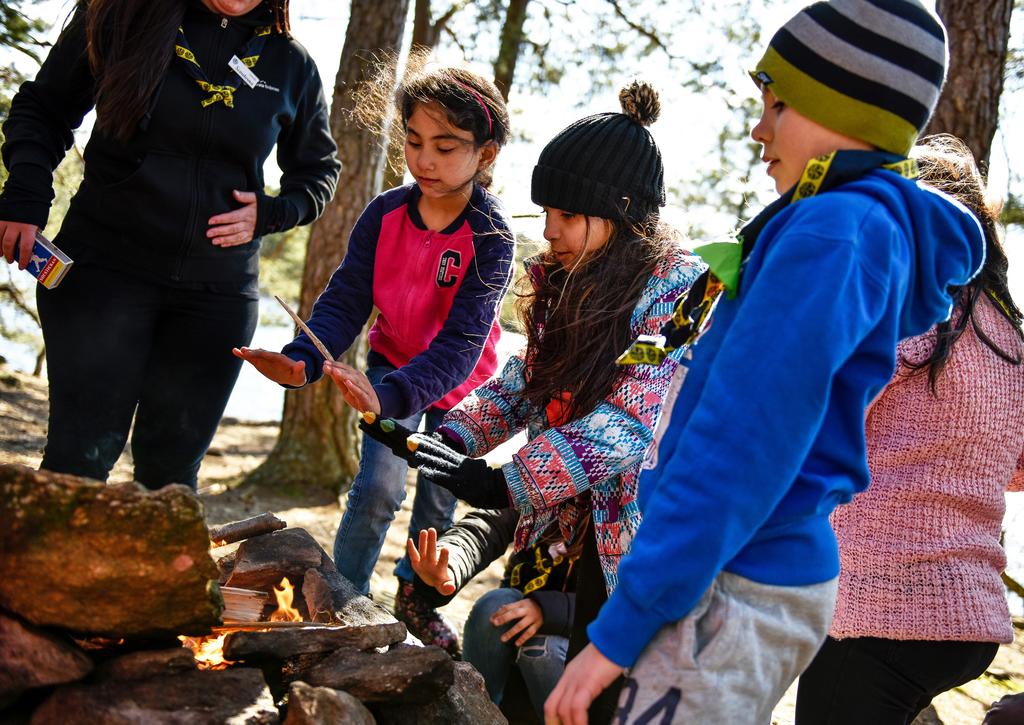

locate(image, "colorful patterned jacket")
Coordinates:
439 247 705 593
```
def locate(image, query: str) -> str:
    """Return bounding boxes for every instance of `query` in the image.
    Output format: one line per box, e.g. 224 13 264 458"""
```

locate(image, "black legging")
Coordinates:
567 523 625 725
795 635 998 725
36 262 258 489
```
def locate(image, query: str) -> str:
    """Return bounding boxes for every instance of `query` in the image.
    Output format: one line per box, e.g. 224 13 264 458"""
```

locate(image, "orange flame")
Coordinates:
179 633 232 670
269 577 303 622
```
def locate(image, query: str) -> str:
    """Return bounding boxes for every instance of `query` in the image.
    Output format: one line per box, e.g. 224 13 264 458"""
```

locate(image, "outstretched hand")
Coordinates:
407 527 456 597
324 360 381 415
358 412 417 461
232 346 306 387
544 643 623 725
407 433 511 509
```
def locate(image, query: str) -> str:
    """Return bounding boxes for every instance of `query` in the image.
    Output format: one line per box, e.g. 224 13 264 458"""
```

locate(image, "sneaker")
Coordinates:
393 579 461 658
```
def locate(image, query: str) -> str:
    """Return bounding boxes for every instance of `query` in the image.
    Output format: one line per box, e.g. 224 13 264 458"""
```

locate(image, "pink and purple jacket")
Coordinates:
439 248 705 592
831 294 1024 643
282 183 514 418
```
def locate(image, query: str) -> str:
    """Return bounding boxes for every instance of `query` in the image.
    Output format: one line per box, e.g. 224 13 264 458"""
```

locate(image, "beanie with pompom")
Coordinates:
531 80 665 222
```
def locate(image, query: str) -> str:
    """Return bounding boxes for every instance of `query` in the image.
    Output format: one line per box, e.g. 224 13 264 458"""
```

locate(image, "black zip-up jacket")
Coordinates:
0 1 340 293
413 508 578 637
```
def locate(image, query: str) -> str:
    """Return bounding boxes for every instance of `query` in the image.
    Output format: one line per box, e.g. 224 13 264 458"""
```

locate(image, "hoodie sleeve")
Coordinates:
279 194 382 382
254 55 340 237
0 4 94 228
411 507 518 608
587 229 892 668
373 218 514 419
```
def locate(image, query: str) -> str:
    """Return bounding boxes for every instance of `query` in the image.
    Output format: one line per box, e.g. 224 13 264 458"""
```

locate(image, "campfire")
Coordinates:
179 576 304 669
1 466 506 724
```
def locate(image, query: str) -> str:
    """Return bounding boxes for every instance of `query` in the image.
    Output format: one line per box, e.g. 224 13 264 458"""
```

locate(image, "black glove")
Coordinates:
407 433 512 509
358 413 464 461
357 412 417 462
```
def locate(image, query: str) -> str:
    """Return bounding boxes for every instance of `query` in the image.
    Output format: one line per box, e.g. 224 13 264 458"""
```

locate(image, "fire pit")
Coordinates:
0 464 505 724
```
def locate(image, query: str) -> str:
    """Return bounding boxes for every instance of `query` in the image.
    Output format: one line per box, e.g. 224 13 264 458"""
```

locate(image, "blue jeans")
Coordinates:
463 588 569 719
332 364 456 594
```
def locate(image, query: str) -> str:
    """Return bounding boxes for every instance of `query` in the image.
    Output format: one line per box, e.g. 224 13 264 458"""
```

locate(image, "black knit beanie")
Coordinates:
531 80 665 222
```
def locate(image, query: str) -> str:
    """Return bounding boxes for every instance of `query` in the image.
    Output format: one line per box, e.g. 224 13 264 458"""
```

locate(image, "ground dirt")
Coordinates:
2 364 1022 724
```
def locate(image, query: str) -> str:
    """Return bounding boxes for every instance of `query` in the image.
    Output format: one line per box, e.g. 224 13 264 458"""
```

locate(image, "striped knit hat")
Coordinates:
751 0 948 155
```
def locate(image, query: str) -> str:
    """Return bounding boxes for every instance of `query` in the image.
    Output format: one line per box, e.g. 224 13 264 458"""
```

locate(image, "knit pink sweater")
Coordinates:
830 294 1024 643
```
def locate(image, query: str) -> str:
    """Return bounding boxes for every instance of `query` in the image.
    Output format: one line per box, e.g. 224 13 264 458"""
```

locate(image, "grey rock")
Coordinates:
372 662 506 725
283 681 375 725
224 623 407 661
30 667 278 724
292 644 453 703
93 646 196 681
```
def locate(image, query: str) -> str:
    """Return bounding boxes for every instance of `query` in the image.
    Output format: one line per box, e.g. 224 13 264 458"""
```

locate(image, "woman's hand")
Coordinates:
323 360 382 415
1 221 39 270
232 347 306 386
493 597 544 647
208 190 257 247
407 527 457 596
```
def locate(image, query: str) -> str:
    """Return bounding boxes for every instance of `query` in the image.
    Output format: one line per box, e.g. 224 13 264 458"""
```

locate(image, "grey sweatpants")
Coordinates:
613 571 838 725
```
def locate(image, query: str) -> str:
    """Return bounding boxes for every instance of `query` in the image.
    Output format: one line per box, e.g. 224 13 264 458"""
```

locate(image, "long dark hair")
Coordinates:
905 134 1024 391
519 213 679 422
355 51 511 188
84 0 290 143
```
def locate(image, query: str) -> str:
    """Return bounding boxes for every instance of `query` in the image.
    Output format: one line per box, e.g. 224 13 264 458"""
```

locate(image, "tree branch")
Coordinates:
602 0 679 60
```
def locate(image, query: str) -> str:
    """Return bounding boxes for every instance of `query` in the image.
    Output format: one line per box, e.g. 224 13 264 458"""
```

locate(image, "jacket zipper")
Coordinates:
174 15 230 280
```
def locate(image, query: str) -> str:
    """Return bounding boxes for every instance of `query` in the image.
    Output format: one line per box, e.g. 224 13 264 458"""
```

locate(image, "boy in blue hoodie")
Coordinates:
544 2 985 723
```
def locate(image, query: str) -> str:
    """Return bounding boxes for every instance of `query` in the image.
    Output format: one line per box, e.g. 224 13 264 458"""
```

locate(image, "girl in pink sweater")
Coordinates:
796 135 1024 724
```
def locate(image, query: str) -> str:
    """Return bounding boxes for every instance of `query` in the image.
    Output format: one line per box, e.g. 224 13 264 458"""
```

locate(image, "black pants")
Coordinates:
36 263 258 489
567 523 624 725
795 635 999 725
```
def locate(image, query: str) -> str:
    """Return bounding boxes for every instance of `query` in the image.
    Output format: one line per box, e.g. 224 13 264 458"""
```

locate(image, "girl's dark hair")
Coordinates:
906 134 1024 391
355 50 510 188
518 213 679 422
84 0 290 143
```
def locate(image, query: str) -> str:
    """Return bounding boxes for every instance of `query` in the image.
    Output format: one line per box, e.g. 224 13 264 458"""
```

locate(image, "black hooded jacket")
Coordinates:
0 0 340 294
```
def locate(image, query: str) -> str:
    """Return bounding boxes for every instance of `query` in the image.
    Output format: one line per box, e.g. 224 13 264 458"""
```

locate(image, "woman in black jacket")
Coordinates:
0 0 340 488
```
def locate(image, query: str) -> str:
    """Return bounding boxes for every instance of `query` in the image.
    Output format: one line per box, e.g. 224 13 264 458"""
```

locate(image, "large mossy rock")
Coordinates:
0 465 222 637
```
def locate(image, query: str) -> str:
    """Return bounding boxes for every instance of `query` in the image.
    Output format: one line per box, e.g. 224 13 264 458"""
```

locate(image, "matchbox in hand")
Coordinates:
13 231 73 289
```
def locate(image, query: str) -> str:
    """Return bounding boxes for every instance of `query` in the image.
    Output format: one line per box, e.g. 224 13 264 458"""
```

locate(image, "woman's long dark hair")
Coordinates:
906 134 1024 391
84 0 290 143
519 212 678 422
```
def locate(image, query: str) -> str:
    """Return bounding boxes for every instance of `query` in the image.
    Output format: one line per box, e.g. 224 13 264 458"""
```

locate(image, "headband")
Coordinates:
454 80 493 139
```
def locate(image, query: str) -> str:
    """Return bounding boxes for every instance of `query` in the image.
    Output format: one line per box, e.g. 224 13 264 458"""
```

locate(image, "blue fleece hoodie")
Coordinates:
588 170 985 667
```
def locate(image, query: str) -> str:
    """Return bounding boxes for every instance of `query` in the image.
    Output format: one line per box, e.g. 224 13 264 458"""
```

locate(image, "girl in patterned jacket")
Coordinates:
363 80 704 723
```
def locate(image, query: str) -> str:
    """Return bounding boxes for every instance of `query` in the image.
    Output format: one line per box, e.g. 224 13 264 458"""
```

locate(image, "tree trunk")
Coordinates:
493 0 530 101
924 0 1013 167
247 0 410 494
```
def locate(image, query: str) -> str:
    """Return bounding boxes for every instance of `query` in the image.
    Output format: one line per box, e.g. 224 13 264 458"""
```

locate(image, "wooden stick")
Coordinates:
212 621 348 631
274 294 332 362
209 513 286 546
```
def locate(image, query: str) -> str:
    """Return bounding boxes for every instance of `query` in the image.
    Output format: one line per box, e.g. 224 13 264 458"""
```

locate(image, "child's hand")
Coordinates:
406 528 456 596
232 347 306 386
492 597 544 646
323 361 381 415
